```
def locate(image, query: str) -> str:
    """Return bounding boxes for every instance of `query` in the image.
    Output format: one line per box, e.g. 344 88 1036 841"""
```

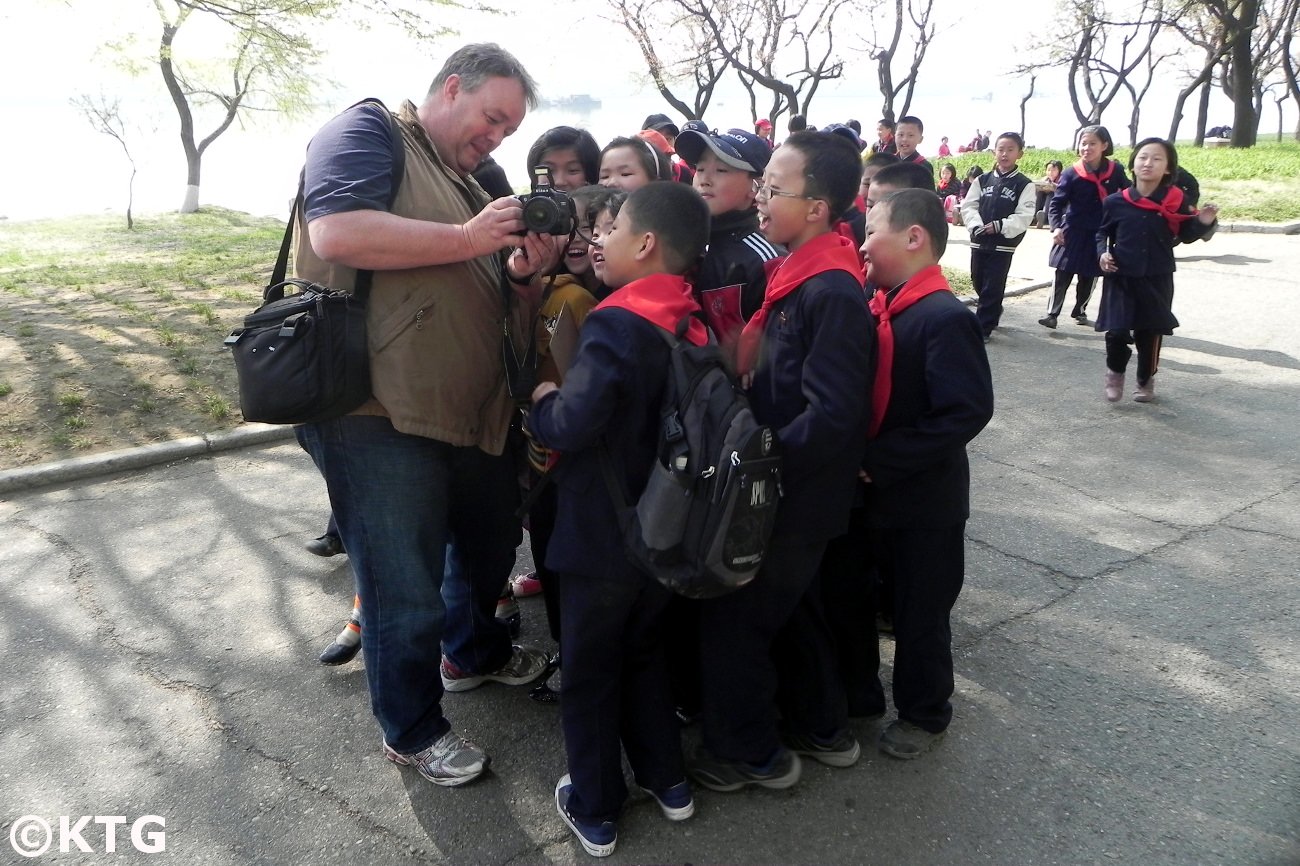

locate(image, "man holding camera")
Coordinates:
293 43 563 788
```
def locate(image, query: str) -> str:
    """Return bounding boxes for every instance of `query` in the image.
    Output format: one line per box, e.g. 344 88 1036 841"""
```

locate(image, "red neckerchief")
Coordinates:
735 233 864 376
867 264 951 439
1073 158 1116 202
905 152 927 165
596 273 707 346
1122 185 1194 235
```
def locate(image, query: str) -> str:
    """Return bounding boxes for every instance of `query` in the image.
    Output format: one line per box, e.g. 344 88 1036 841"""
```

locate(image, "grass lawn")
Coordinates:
0 208 280 468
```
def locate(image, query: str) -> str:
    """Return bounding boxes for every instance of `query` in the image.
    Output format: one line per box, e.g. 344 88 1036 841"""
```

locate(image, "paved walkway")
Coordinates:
2 229 1298 865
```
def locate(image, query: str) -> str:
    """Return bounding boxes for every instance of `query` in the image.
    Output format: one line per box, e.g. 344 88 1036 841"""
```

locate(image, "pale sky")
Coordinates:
0 0 1256 220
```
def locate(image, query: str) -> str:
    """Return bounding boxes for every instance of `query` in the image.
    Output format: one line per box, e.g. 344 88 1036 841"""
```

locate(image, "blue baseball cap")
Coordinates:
674 127 771 173
823 122 864 151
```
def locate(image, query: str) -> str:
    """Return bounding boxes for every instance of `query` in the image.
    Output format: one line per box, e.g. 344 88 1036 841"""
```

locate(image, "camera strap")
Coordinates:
500 268 538 404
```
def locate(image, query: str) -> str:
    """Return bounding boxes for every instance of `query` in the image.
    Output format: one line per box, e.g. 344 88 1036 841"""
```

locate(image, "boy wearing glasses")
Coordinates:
674 126 783 356
689 130 875 792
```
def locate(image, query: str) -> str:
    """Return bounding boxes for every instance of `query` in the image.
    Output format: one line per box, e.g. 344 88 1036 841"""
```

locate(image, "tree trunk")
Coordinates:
127 164 136 231
1019 74 1036 141
1194 79 1212 145
179 151 202 214
1229 0 1260 147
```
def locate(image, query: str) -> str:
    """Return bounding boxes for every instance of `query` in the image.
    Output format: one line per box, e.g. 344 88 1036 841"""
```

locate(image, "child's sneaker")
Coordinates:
441 645 548 692
687 746 801 792
878 719 945 760
782 728 862 768
382 729 488 787
639 780 695 821
555 774 617 857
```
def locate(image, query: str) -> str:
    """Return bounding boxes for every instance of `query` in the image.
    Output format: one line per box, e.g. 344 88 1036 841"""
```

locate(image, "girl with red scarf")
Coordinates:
1041 125 1131 329
1096 138 1219 402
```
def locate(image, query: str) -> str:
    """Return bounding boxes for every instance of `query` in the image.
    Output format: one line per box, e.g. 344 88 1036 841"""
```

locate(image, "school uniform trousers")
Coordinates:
528 308 685 823
861 291 994 733
699 272 874 763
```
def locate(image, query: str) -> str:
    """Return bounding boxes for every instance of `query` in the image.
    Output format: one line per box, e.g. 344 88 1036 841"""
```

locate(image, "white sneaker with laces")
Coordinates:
383 729 488 787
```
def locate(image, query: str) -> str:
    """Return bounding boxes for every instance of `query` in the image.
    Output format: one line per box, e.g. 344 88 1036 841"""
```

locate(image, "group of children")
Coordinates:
870 119 1220 402
310 108 1217 858
503 119 995 857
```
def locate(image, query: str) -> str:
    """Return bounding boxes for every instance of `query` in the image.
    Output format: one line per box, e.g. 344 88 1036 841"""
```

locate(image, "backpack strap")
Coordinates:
269 99 407 300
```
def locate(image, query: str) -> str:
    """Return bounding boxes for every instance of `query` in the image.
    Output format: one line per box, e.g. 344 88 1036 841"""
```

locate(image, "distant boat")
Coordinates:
540 94 602 112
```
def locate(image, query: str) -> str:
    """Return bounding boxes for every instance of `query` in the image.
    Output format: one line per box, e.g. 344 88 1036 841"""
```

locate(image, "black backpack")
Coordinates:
600 317 782 598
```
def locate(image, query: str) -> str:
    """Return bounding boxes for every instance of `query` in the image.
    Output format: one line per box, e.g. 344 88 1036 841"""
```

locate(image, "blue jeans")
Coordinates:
296 416 521 753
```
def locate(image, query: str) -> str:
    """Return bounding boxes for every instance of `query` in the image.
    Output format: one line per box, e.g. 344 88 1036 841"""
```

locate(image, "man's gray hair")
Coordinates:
429 43 538 110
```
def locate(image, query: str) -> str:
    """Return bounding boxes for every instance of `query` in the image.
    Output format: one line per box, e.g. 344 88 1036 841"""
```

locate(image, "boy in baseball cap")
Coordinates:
673 127 783 359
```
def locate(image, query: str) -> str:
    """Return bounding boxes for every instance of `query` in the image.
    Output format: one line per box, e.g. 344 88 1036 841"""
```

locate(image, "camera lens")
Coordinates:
523 196 560 233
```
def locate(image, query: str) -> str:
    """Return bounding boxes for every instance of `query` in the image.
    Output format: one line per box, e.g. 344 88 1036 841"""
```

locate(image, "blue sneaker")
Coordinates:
639 780 695 821
555 774 617 857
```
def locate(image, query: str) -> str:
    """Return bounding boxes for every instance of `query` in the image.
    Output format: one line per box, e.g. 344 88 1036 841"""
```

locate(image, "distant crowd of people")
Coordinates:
287 42 1218 859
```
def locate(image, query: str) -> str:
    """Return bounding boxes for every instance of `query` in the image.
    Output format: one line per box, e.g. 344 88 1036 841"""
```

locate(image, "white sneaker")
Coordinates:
383 729 488 787
441 645 548 692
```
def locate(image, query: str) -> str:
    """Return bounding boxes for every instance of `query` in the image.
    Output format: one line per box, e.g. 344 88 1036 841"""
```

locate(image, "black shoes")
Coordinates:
319 638 361 666
306 534 344 557
1038 315 1058 329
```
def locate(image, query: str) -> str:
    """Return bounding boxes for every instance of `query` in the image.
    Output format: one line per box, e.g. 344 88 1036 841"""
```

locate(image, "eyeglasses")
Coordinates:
755 182 820 203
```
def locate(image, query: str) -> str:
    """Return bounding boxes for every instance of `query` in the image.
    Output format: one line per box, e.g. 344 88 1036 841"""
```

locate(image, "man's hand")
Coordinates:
461 196 526 258
507 232 565 282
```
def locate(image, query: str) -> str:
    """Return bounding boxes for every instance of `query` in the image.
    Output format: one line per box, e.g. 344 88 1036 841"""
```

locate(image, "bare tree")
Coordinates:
1066 0 1168 126
664 0 855 126
605 0 852 128
1282 0 1300 138
137 0 460 213
609 0 727 120
1165 4 1229 143
867 0 936 123
1018 73 1037 141
1121 42 1176 146
71 94 142 229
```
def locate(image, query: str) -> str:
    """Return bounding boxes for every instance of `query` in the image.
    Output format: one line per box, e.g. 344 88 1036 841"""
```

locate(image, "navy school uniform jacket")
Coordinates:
1095 186 1213 277
528 306 673 581
1047 160 1131 276
748 270 875 543
862 290 994 529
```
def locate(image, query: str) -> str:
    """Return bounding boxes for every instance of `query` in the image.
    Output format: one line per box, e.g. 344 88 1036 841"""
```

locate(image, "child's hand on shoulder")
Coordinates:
1198 203 1219 225
532 381 559 403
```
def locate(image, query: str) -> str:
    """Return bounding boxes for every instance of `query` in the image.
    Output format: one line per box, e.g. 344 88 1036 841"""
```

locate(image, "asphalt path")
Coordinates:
2 227 1298 865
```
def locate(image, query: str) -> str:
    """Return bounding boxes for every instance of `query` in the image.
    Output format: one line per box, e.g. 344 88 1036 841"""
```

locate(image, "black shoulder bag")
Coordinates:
224 99 405 425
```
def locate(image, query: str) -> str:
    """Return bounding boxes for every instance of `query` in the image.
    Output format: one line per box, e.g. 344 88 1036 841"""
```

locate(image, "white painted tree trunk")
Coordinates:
180 185 200 213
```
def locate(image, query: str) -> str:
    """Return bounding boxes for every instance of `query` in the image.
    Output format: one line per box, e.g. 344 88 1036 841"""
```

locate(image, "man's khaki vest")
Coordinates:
293 100 530 455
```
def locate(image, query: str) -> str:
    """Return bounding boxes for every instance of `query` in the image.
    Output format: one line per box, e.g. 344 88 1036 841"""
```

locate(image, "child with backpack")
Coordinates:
527 182 711 858
689 130 874 792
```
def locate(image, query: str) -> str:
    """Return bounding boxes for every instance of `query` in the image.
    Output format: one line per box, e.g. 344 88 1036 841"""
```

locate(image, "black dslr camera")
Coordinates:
518 166 575 235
